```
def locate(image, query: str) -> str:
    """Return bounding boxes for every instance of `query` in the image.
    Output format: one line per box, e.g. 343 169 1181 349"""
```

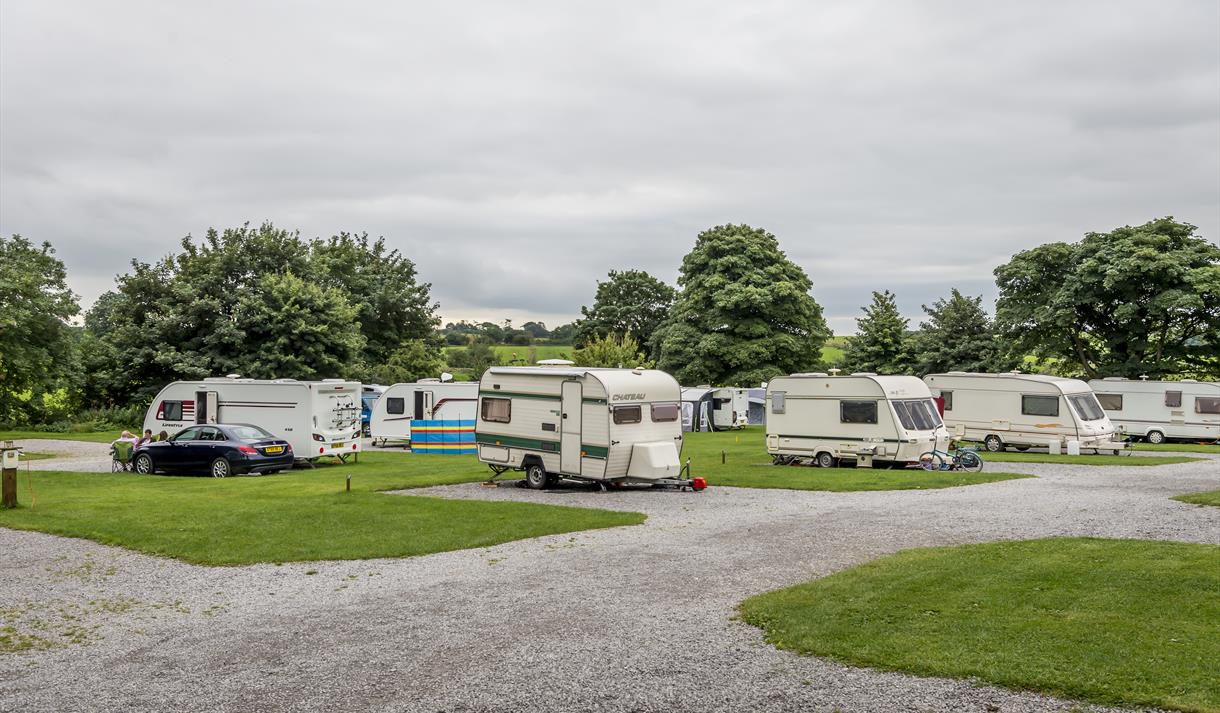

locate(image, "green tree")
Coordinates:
575 270 676 354
841 290 912 374
549 322 577 344
368 339 445 384
573 333 655 369
447 340 500 379
995 217 1220 379
908 289 1015 375
232 272 365 379
0 235 80 422
655 224 829 386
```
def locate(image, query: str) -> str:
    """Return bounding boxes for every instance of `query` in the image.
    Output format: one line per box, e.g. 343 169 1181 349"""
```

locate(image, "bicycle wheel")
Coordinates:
957 450 983 472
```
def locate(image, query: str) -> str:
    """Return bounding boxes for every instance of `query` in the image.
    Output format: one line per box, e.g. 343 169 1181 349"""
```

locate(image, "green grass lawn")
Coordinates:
1130 442 1220 454
740 538 1220 712
0 430 132 444
14 452 56 461
0 452 643 565
982 452 1200 466
682 428 1030 491
1173 490 1220 508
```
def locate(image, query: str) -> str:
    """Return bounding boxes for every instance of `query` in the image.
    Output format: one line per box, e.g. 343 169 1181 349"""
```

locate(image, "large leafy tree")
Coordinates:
995 217 1220 379
841 290 911 374
573 333 654 369
0 235 80 421
655 224 829 386
575 269 676 354
908 289 1016 375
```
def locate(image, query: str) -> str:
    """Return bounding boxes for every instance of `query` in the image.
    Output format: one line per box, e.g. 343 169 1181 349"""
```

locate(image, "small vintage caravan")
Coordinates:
924 372 1121 452
369 380 478 446
144 377 363 460
711 387 749 430
475 366 695 489
765 373 949 467
1087 378 1220 443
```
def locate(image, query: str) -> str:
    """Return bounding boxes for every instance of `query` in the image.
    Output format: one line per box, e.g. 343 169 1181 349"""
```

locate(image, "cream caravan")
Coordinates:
924 372 1121 452
144 377 362 461
1088 378 1220 443
711 388 749 430
369 380 478 446
765 373 949 468
475 366 696 489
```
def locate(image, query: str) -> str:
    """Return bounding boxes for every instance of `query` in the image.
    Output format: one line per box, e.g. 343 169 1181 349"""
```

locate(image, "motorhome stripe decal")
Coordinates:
773 434 909 443
475 433 610 458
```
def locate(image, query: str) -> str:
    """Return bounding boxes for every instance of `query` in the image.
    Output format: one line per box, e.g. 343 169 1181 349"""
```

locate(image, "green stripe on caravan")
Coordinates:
475 433 609 459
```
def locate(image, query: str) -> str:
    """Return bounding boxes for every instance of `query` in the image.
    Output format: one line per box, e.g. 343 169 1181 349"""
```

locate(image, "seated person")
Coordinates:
135 429 155 447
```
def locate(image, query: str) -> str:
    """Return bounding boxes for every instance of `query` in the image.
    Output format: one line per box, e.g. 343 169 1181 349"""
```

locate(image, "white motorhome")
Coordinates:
144 377 363 461
765 373 949 468
710 387 749 430
369 379 479 446
924 372 1121 452
1087 378 1220 443
475 366 695 489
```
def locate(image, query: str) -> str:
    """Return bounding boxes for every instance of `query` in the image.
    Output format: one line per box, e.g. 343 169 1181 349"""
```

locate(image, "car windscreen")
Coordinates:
1067 393 1106 422
228 425 276 440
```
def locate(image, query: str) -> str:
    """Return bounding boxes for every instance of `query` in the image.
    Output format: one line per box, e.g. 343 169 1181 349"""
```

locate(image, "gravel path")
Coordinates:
1 455 1217 712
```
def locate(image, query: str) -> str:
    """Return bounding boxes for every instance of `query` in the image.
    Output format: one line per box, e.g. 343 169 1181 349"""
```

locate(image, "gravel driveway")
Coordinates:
1 455 1217 713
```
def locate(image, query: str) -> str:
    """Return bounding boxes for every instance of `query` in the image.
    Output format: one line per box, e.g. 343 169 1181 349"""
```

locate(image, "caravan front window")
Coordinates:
1021 395 1059 417
159 400 184 421
840 400 878 424
1067 394 1105 421
481 397 511 423
386 398 405 415
892 400 936 431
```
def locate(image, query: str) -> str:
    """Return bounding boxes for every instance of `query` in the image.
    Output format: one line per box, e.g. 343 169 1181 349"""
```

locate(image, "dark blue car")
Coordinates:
132 423 295 478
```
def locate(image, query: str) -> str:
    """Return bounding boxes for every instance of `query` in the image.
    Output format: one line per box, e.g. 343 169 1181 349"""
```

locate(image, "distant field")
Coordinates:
443 344 575 365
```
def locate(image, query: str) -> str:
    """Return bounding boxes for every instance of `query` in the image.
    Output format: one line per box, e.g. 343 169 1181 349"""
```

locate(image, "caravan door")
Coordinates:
413 390 435 420
561 381 582 474
195 391 219 425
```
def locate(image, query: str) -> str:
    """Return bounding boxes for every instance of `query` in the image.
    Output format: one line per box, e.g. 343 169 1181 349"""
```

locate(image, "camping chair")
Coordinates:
111 441 134 472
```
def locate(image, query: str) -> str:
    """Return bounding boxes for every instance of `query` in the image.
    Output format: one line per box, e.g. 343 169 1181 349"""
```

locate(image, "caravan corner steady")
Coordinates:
475 366 704 490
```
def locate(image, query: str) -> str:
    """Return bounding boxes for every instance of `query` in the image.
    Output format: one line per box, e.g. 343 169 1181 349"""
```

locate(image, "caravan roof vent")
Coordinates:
537 359 575 367
947 371 968 375
828 368 842 376
1008 370 1023 374
1181 379 1198 383
850 372 877 377
1102 376 1124 380
417 378 441 383
225 373 242 379
321 378 345 383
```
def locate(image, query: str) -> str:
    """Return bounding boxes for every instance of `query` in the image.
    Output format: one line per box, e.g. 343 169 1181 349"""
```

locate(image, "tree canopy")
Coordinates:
575 269 676 354
995 217 1220 379
908 289 1016 375
841 290 911 374
655 224 829 386
573 333 654 369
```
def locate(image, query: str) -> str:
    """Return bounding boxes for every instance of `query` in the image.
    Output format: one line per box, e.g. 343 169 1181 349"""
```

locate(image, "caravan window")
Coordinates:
1165 391 1182 408
941 391 953 411
651 403 680 422
481 397 511 423
1096 394 1123 411
1196 397 1220 414
613 405 642 424
893 400 935 431
386 398 405 415
924 399 943 427
771 392 786 414
1067 394 1105 421
159 400 184 421
1021 395 1059 417
840 400 878 424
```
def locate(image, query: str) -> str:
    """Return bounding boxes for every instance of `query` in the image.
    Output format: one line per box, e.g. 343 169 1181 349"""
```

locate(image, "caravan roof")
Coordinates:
926 372 1094 394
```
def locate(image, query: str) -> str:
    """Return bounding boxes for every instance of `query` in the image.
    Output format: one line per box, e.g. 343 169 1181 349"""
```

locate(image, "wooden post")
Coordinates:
2 441 18 509
721 450 726 464
345 474 351 493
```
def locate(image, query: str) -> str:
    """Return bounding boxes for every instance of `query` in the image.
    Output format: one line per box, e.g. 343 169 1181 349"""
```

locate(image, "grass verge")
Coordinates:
740 538 1220 712
1130 442 1220 454
983 452 1201 466
683 429 1030 491
0 430 128 444
1173 490 1220 508
0 452 643 565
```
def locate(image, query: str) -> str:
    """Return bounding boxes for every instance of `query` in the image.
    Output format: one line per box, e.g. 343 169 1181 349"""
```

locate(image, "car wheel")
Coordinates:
815 451 837 468
211 458 231 478
984 435 1004 452
525 463 548 490
1146 430 1165 445
134 453 154 475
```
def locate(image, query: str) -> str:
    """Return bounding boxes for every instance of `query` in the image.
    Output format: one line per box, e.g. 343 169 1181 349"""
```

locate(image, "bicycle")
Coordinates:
917 447 984 473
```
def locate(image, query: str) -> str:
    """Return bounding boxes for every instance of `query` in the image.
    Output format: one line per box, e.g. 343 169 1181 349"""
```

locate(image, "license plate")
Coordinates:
332 442 345 449
264 446 284 454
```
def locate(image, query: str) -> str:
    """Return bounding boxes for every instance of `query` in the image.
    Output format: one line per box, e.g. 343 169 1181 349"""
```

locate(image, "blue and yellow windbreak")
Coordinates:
410 419 476 454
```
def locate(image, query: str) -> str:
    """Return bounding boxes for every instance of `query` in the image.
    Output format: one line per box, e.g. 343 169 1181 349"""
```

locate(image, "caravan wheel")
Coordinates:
815 452 837 469
525 463 548 490
1146 430 1165 444
983 435 1004 452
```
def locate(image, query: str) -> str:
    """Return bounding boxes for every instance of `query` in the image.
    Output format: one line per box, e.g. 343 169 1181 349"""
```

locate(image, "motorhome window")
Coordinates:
160 400 183 421
771 392 786 414
1196 397 1220 414
651 403 680 422
481 397 511 423
1165 391 1182 408
712 399 724 411
1021 395 1059 417
385 398 405 415
941 391 953 411
1096 394 1123 411
1067 394 1105 421
613 405 642 424
840 400 878 424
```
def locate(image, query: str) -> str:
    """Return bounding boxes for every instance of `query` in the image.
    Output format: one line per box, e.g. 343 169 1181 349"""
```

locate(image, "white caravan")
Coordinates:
144 377 363 460
765 373 949 468
476 366 696 489
923 372 1120 452
1087 378 1220 443
369 380 479 446
711 387 750 430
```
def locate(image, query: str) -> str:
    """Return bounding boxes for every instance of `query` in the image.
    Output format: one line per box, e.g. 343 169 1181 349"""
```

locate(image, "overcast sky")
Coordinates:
2 1 1217 334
